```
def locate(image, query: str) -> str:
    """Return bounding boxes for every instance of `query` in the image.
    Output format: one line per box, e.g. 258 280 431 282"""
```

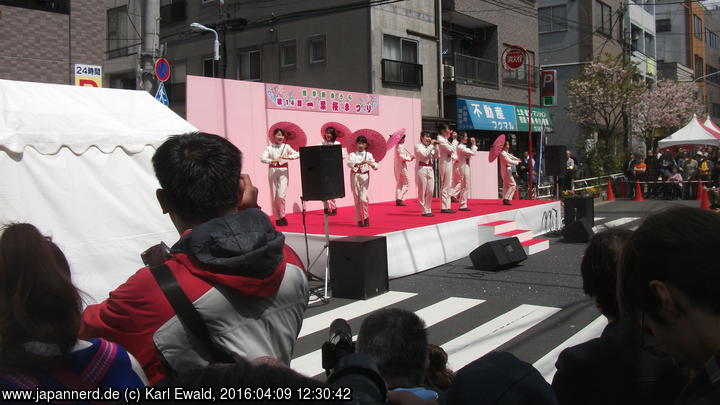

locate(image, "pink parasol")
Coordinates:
488 134 506 162
345 129 388 162
320 122 352 141
385 128 407 151
268 122 307 150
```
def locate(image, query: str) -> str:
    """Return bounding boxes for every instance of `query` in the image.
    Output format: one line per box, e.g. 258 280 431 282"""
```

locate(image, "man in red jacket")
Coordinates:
80 133 308 384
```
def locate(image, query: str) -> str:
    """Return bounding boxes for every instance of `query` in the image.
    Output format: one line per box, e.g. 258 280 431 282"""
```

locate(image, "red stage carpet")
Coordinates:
275 198 555 236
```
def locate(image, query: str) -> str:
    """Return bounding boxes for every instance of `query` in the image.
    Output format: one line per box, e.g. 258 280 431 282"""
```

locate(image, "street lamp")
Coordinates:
694 70 720 82
190 22 220 61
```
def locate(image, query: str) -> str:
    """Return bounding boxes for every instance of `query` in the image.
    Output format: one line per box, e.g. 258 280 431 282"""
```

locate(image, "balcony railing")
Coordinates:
502 64 539 89
448 53 498 88
160 0 187 26
381 59 423 88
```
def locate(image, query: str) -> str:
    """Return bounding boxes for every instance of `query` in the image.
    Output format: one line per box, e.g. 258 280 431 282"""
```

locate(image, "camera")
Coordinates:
322 319 387 404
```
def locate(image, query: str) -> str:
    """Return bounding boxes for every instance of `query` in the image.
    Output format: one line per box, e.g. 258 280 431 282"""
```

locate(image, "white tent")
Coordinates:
0 79 198 303
705 116 720 136
658 115 720 148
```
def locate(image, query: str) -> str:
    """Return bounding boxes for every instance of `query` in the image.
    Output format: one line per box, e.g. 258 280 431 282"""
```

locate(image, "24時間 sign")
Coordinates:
266 84 379 115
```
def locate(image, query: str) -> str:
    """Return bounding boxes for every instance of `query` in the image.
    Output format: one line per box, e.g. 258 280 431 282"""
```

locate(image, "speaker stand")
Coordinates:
300 198 331 303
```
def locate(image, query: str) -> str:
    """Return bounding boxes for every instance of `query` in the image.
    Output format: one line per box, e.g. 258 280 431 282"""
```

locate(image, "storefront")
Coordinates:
455 98 553 156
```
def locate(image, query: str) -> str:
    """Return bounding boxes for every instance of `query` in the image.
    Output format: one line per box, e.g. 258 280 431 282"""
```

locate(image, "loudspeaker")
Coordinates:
329 235 388 300
545 145 566 177
469 237 527 271
299 145 345 201
561 217 594 243
564 196 594 226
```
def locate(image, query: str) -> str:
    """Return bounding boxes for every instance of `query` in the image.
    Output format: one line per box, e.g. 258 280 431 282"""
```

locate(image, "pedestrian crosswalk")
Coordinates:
290 215 640 382
291 291 599 383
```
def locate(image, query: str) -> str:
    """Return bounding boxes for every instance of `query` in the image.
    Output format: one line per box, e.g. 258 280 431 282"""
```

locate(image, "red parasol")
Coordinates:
345 129 388 162
320 122 352 142
488 134 506 162
267 122 307 150
385 128 406 151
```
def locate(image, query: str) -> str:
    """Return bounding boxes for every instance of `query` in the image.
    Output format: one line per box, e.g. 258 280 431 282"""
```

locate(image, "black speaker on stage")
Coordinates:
469 237 527 271
564 196 594 226
561 217 594 243
545 145 566 177
300 145 345 201
329 235 388 300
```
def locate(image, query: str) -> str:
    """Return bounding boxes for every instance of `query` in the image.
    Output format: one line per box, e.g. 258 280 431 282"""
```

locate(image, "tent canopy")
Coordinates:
0 79 197 303
658 115 720 148
0 79 197 154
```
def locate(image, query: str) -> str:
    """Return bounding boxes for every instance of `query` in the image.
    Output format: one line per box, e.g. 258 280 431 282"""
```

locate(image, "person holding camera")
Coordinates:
356 308 438 401
80 132 309 384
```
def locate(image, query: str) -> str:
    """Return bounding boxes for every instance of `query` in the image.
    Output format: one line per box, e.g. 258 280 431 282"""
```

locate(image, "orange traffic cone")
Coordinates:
633 181 644 201
697 181 704 201
513 188 520 200
701 187 711 210
606 180 616 201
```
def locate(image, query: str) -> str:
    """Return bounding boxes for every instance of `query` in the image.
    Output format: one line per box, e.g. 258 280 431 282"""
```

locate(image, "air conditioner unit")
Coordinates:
443 64 455 82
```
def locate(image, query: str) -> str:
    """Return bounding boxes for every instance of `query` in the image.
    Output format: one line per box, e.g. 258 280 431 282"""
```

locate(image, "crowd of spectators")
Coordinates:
624 147 720 202
2 132 720 404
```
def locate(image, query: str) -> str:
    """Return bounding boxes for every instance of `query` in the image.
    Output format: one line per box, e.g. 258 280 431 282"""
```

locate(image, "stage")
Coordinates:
282 198 560 280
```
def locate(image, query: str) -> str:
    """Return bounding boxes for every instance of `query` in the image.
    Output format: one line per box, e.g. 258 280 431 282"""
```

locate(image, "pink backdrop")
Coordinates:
186 76 497 217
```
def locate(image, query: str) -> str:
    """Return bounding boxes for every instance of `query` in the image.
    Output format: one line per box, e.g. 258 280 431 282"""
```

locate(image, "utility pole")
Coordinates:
140 0 160 92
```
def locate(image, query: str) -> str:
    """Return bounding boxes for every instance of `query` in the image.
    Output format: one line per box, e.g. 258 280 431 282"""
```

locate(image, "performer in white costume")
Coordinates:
347 136 378 227
415 132 437 217
455 132 478 211
394 134 414 206
499 141 521 205
260 128 300 226
318 127 345 215
449 131 462 202
436 123 457 213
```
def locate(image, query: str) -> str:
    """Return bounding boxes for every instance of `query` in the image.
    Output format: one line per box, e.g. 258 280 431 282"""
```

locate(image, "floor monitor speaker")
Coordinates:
561 217 594 243
469 237 528 271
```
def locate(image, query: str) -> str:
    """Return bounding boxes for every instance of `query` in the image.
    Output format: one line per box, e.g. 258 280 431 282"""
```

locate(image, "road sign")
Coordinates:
541 70 557 107
155 58 171 82
74 64 102 87
155 82 169 106
503 48 525 70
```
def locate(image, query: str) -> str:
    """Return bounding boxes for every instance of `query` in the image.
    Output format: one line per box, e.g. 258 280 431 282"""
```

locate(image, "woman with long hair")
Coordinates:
0 223 146 391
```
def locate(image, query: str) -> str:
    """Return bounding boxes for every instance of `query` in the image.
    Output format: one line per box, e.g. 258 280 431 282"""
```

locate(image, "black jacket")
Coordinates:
552 320 685 405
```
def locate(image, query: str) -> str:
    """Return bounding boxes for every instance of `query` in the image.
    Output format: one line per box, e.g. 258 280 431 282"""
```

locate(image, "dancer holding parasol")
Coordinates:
261 126 302 226
347 135 380 227
387 128 414 206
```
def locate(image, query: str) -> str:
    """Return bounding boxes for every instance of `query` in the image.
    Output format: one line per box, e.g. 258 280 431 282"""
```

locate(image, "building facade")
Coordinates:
441 0 545 152
0 0 105 85
537 0 626 153
104 0 440 123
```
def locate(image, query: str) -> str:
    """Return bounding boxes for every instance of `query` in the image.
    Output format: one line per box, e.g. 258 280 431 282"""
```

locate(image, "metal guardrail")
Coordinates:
572 173 623 192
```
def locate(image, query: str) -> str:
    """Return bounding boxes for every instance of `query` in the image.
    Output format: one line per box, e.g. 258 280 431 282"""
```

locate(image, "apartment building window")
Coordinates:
203 58 215 78
596 1 613 37
538 5 567 33
107 6 129 59
0 0 70 14
656 19 671 32
280 40 297 69
160 0 187 27
707 65 720 85
308 35 326 64
708 30 720 49
631 24 642 52
238 50 261 81
168 62 187 104
694 15 703 40
712 103 720 117
382 34 422 87
695 55 704 81
644 32 655 58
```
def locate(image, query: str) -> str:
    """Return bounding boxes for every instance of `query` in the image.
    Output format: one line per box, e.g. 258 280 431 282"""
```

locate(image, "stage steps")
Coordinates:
478 220 550 256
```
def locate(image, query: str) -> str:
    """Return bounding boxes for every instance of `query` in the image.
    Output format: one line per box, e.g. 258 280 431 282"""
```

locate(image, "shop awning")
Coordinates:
456 98 553 132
